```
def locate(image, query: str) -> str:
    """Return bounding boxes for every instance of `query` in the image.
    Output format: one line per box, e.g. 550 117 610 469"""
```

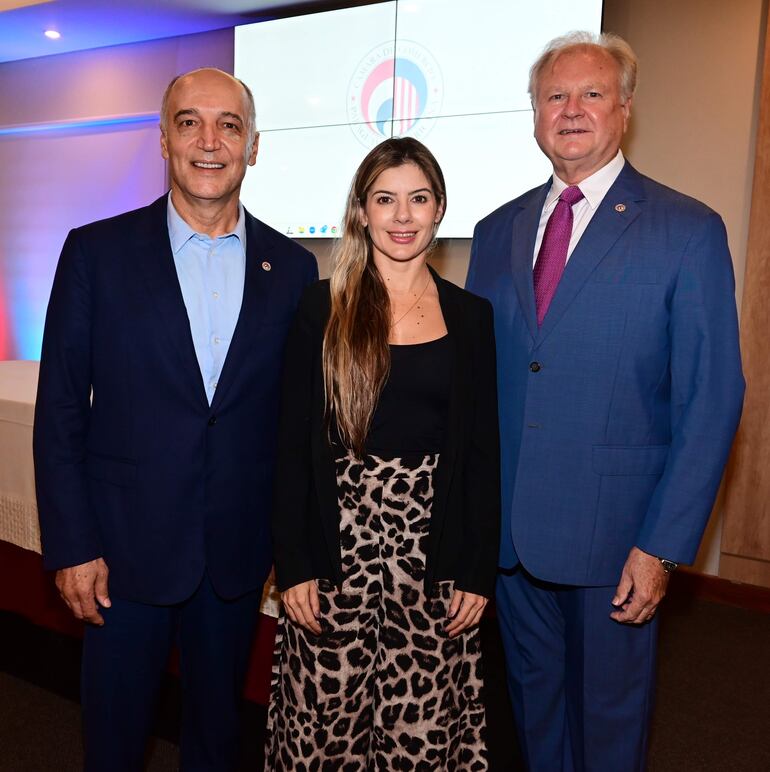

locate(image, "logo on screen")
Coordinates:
348 41 443 148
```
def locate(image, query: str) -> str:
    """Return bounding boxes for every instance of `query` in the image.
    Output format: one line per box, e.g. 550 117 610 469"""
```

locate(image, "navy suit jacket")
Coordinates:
33 194 317 604
466 162 744 586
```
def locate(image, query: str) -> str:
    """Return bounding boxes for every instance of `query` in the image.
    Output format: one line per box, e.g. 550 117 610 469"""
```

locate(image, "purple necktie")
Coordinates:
533 185 584 326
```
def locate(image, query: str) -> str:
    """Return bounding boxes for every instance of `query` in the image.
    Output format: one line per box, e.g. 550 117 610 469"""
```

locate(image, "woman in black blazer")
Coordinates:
265 137 500 771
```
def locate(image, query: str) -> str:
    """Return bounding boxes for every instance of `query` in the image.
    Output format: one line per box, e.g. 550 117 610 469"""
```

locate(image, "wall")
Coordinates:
604 0 766 308
721 8 770 589
0 29 233 359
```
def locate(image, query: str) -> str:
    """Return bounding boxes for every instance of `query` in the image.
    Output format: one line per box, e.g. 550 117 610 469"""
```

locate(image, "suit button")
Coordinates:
208 416 217 426
529 361 542 372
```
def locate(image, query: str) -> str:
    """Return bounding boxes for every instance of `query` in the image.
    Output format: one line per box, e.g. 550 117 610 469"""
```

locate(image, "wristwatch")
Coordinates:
658 558 679 573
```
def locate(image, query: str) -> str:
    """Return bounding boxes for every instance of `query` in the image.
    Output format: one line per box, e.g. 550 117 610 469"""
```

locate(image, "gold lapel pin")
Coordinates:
261 261 272 271
614 203 627 213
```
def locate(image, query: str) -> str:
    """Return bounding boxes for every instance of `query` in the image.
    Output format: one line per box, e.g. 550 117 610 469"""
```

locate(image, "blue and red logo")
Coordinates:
348 41 443 147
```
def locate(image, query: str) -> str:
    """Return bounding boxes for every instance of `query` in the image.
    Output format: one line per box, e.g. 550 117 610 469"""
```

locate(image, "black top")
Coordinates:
271 268 501 597
365 335 452 454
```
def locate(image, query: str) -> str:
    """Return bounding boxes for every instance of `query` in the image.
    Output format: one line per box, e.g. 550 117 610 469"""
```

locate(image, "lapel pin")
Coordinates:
261 261 272 272
614 203 627 213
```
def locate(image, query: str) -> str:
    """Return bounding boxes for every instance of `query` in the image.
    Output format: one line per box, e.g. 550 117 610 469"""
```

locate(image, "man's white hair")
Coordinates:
529 31 638 104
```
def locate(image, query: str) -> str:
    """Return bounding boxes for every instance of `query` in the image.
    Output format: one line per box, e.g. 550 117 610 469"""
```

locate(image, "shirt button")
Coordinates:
213 336 221 345
212 291 219 299
529 361 542 372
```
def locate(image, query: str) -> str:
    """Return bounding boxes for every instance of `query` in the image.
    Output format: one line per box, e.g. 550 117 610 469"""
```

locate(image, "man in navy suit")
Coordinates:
467 32 743 770
33 68 317 771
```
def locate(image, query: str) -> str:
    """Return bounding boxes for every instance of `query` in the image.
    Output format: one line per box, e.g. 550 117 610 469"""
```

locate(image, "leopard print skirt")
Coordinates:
265 452 487 771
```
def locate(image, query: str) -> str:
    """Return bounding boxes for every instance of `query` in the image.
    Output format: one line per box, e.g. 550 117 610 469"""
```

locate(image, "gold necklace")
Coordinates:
390 272 432 328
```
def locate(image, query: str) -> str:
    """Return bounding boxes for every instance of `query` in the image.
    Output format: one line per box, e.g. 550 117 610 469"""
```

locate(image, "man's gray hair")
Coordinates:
528 31 638 104
159 67 258 141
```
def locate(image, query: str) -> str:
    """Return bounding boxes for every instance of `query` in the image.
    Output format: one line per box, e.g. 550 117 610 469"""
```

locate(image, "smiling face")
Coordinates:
160 69 258 216
360 162 444 268
533 47 631 183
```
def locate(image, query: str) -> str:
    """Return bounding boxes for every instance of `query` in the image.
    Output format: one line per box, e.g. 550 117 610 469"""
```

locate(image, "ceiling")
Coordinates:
0 0 352 64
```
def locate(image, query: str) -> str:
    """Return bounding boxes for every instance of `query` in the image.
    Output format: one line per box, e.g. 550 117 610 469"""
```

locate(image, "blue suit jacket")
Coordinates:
467 162 744 586
33 195 317 604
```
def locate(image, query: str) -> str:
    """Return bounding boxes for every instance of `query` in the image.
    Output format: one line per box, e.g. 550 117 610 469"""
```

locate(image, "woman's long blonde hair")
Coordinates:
323 137 447 457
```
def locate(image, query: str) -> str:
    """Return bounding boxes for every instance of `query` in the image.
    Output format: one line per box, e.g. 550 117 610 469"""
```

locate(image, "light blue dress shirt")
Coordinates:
167 194 246 405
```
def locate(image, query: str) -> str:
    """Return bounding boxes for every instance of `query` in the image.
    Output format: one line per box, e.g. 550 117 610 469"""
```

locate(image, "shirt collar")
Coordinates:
166 192 247 254
545 150 626 211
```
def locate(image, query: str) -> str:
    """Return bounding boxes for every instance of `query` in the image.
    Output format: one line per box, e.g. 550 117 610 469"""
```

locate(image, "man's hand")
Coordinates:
610 547 670 624
445 590 488 638
282 580 322 635
55 558 111 626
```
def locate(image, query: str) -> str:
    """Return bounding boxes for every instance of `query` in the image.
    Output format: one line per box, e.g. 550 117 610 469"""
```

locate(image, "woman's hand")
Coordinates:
445 590 488 638
282 580 322 635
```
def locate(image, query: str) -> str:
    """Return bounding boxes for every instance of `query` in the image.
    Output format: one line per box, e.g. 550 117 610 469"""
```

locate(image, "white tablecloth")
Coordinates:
0 360 41 553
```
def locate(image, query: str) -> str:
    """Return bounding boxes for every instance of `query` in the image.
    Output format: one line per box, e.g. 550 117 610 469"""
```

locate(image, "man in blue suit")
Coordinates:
467 32 743 770
33 68 317 771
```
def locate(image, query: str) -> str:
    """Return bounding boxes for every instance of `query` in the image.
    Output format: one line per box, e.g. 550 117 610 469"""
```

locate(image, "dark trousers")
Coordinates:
81 573 260 772
496 567 658 772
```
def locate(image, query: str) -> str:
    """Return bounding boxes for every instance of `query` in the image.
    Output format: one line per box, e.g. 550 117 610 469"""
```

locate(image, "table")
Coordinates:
0 360 41 553
0 360 278 704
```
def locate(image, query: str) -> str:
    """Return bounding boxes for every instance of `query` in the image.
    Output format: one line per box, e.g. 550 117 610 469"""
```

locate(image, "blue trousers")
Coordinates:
81 573 260 772
496 567 658 772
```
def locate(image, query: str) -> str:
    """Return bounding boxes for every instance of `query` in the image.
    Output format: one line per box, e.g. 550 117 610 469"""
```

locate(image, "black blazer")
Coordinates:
271 267 501 598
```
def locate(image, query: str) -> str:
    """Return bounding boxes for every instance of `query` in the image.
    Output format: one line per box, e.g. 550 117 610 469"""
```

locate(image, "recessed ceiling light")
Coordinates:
44 29 61 40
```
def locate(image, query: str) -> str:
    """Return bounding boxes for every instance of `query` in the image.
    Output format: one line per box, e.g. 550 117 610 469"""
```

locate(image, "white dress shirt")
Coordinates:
532 150 626 267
